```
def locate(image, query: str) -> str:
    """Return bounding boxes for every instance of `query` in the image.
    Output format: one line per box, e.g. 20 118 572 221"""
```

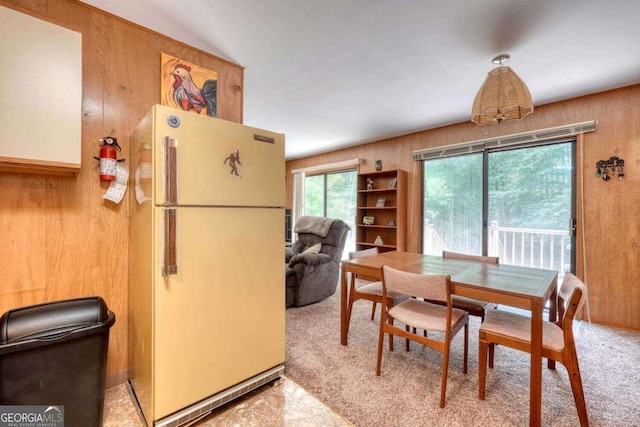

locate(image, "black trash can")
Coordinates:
0 296 116 427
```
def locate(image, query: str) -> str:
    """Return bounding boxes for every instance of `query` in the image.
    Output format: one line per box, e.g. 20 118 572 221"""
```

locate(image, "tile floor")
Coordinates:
103 376 352 427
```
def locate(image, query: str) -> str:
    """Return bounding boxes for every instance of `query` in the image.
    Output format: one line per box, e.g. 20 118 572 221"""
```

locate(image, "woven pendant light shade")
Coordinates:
471 62 533 125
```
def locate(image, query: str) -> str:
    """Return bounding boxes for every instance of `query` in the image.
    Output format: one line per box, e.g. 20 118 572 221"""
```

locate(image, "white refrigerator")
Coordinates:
127 104 285 427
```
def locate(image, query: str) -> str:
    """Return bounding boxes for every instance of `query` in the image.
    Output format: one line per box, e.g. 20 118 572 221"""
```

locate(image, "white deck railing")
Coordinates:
488 222 571 275
423 222 572 277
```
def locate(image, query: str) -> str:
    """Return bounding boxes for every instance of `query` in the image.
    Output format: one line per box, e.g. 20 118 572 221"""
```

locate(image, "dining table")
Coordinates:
340 251 558 427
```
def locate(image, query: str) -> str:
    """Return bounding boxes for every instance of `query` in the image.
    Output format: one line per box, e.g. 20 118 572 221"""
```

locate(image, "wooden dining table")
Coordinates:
340 251 558 427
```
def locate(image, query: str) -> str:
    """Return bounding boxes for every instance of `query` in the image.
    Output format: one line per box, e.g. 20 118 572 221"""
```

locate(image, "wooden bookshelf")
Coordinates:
356 169 406 252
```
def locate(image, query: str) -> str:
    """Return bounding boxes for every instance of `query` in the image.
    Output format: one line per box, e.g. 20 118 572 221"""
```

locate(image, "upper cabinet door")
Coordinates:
0 6 82 175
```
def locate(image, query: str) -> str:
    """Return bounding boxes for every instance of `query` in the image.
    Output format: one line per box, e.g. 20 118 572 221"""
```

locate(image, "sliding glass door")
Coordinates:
304 170 357 258
423 154 483 255
487 143 574 274
423 140 575 277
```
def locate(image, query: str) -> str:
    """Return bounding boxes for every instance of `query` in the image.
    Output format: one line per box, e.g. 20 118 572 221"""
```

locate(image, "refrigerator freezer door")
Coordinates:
152 105 285 208
153 206 285 420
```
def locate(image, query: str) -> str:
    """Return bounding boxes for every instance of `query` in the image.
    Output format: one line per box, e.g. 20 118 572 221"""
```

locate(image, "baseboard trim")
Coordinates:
105 369 130 390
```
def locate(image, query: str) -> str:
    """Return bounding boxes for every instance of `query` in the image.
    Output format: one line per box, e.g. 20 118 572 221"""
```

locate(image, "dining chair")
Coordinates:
478 272 589 426
346 248 408 335
376 265 469 408
432 251 499 321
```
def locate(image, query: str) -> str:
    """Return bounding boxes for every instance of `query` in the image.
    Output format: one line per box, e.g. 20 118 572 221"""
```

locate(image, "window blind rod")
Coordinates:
291 157 362 174
412 121 595 161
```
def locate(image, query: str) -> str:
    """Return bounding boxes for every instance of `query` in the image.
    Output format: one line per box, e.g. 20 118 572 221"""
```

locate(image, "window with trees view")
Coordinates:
423 141 575 278
304 170 357 258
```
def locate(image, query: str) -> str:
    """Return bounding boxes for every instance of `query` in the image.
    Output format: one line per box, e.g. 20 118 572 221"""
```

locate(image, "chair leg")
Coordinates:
440 343 450 408
376 322 385 376
389 318 394 351
370 301 377 321
479 336 488 400
488 343 495 369
346 295 356 338
463 322 468 374
566 356 589 427
405 324 410 351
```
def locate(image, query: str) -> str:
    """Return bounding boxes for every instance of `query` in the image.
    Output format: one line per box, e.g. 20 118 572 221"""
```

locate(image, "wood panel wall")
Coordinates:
286 84 640 331
0 0 244 385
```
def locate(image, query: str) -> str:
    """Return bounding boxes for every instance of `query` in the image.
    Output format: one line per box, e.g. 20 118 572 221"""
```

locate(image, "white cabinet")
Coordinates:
0 5 82 175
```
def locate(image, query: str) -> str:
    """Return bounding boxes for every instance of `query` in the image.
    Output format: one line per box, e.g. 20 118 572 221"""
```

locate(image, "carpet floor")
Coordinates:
285 291 640 426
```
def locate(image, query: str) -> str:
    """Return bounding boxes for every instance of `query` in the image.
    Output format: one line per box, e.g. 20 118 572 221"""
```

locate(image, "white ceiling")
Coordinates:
81 0 640 159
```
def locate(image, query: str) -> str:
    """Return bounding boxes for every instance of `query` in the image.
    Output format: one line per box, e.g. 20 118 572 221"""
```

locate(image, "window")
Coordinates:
423 154 483 255
423 140 575 278
304 170 357 258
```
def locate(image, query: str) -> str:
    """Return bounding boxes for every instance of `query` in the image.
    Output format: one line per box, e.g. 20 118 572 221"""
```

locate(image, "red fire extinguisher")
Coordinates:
95 137 122 181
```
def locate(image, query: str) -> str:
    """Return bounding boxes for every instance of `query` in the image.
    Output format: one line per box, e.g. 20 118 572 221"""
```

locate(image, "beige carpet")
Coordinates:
285 290 640 426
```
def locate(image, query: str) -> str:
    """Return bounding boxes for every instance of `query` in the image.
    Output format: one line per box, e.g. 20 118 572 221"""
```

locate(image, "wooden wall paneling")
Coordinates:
589 88 640 328
286 85 640 330
616 89 639 329
0 174 47 313
0 0 245 382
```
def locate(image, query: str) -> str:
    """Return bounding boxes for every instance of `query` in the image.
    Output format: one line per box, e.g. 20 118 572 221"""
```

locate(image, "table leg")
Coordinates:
340 266 348 345
529 300 543 427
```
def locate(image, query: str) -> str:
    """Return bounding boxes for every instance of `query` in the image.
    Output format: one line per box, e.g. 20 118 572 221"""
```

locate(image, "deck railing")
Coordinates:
488 222 571 276
423 221 572 277
423 223 448 256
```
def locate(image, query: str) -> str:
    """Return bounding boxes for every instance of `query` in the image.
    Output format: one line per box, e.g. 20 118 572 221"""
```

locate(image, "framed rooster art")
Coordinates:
161 53 217 117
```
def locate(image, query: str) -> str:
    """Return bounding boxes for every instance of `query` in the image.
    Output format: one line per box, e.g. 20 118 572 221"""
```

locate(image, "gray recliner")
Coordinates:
285 216 350 307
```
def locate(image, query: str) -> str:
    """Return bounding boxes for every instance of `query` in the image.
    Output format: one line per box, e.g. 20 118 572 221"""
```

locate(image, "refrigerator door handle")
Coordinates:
163 137 178 204
163 209 178 276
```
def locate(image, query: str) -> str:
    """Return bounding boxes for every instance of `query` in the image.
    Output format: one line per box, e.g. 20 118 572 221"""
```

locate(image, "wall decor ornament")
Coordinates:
596 156 625 180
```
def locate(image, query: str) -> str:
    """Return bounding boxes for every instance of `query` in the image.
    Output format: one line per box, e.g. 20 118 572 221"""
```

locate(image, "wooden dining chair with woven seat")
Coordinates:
346 248 408 336
478 272 590 427
377 265 469 408
422 251 499 322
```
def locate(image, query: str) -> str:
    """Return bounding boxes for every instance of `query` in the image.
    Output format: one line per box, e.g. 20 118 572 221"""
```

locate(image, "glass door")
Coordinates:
304 170 358 258
423 154 484 256
487 143 574 276
423 140 575 278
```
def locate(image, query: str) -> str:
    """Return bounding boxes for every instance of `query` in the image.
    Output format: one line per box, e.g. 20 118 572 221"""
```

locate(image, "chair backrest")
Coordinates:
443 250 499 264
558 273 588 331
381 265 450 303
349 248 379 283
348 247 378 259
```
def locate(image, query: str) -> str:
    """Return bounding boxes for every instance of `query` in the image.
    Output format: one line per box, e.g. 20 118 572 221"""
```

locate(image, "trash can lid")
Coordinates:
0 297 111 344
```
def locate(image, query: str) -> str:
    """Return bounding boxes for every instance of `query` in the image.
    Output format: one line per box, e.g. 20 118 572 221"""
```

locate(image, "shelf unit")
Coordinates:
356 169 406 252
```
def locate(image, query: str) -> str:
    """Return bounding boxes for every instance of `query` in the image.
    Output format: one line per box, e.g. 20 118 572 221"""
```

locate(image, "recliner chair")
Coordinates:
285 216 350 307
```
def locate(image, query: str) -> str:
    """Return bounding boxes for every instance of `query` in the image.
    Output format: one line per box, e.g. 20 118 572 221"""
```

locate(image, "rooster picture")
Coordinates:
170 63 217 117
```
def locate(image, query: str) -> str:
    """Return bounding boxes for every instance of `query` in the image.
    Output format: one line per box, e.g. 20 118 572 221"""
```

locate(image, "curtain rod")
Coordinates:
413 121 596 160
291 158 362 174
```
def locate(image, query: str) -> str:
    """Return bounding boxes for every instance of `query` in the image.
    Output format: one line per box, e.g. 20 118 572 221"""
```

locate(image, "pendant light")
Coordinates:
471 54 533 125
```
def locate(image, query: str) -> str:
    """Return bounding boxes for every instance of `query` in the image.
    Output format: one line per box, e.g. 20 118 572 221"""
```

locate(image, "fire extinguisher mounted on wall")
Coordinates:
94 136 124 181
